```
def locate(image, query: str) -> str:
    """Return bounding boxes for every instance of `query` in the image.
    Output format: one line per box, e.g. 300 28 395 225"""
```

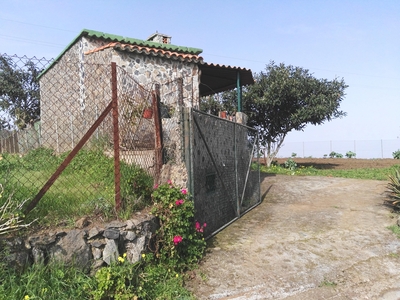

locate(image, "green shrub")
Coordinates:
329 151 343 158
151 181 206 272
345 151 356 158
393 150 400 159
122 166 153 211
284 158 297 171
91 254 142 300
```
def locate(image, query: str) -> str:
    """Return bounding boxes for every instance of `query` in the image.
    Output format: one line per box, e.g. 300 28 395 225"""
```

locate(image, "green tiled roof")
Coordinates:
82 29 203 55
39 29 203 78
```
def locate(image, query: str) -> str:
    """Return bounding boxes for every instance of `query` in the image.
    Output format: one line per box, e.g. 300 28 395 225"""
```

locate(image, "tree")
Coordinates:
201 61 348 167
0 55 41 129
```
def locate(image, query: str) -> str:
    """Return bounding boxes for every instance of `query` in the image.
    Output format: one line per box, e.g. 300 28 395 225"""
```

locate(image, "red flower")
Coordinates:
181 188 187 195
173 235 183 245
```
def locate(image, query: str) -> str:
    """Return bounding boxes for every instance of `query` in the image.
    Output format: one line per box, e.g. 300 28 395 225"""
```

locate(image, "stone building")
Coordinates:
38 29 253 185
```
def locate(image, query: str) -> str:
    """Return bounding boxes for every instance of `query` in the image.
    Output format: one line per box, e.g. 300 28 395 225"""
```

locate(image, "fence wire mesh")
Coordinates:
1 53 261 237
0 54 160 224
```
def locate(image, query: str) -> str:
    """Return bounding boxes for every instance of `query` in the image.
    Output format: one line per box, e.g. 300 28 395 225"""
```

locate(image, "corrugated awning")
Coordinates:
198 62 254 97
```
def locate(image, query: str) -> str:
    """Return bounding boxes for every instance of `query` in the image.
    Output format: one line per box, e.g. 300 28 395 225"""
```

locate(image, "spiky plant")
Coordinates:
387 168 400 208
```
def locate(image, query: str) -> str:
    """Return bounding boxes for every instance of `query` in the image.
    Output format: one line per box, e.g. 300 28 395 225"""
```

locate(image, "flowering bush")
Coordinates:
151 181 206 271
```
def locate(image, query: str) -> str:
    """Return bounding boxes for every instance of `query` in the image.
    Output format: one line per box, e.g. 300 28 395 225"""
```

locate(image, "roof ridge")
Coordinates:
82 29 203 55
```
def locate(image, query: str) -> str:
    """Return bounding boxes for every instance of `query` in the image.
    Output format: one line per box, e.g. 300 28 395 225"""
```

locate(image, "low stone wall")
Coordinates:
1 213 158 273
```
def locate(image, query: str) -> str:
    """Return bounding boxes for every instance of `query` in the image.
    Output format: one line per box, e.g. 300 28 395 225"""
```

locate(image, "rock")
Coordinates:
103 228 120 239
0 215 157 273
92 247 102 260
124 231 137 241
106 220 126 229
75 217 90 229
91 239 106 248
125 220 136 230
126 236 146 264
32 247 45 264
50 230 91 270
88 227 102 239
103 239 119 265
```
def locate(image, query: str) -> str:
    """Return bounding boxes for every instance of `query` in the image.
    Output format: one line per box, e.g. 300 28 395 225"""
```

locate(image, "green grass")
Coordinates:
260 163 400 181
0 147 153 227
0 261 94 300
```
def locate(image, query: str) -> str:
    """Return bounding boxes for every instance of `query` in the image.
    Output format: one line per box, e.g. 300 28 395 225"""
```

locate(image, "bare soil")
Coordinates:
273 158 400 170
186 174 400 299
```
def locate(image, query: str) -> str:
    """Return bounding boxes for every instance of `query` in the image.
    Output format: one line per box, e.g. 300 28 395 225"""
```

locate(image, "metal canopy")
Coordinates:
198 62 254 97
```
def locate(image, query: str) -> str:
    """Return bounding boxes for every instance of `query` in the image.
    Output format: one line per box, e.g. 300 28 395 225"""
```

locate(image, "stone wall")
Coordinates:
1 213 157 273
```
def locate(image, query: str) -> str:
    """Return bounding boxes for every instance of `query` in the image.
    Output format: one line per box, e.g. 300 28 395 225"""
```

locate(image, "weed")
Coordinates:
388 225 400 238
319 278 337 287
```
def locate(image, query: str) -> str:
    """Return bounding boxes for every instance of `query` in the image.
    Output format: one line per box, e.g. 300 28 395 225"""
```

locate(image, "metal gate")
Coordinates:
184 108 260 239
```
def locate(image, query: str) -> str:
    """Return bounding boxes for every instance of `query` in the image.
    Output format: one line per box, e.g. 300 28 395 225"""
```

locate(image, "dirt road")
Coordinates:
187 175 400 299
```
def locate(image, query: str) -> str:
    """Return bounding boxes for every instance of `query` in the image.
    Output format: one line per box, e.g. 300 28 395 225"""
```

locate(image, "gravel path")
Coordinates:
187 175 400 299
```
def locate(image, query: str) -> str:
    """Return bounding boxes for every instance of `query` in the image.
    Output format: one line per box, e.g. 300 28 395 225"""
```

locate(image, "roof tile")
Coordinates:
85 42 203 63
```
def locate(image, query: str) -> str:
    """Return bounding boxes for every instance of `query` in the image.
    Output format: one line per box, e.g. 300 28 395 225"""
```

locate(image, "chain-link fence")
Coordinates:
0 54 169 223
276 139 400 159
0 53 261 238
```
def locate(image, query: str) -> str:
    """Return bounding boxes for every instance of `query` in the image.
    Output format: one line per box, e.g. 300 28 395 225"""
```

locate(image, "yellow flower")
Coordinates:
141 253 146 258
123 253 127 258
24 296 30 300
118 256 125 263
176 274 179 278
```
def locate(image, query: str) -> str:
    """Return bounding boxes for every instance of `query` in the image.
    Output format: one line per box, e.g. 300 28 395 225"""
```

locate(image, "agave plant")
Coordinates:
387 168 400 207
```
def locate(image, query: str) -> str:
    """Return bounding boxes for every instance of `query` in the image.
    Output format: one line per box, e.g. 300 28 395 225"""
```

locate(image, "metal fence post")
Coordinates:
111 62 121 211
153 84 163 184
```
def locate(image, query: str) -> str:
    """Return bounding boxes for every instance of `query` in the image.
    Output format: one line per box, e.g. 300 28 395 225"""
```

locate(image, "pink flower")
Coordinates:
153 184 159 189
175 199 184 206
195 221 207 233
173 235 183 245
181 188 187 195
167 180 172 185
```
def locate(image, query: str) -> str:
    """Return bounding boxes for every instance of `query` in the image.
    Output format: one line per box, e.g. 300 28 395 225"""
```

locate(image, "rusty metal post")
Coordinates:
153 84 163 184
111 62 121 211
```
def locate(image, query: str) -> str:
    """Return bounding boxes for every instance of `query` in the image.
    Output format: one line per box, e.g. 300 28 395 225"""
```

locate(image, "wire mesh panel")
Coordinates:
187 109 260 239
0 55 156 224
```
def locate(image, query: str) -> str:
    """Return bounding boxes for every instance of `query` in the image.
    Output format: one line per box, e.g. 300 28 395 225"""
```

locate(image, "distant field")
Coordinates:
269 158 400 170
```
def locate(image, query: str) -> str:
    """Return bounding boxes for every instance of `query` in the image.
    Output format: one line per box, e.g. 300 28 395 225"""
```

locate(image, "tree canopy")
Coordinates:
0 56 41 129
201 61 348 166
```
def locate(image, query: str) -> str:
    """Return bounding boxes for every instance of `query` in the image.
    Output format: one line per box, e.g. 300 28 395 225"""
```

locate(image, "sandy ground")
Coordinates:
186 175 400 299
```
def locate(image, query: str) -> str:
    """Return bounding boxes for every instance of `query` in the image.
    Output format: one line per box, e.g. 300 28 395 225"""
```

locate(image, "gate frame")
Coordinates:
184 107 261 239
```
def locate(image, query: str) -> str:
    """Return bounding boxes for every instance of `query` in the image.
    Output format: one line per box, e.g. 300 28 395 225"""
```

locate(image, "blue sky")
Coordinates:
1 0 400 154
